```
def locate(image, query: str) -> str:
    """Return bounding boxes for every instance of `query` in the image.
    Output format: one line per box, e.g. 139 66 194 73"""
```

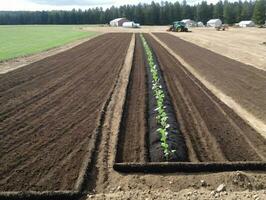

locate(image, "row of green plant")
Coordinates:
140 34 175 159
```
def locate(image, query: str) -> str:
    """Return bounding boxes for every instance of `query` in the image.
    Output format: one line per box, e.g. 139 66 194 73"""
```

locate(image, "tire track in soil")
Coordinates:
0 33 132 191
116 34 148 163
144 34 266 162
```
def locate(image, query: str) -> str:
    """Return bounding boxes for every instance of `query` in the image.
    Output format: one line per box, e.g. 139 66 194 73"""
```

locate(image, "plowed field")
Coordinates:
117 35 148 163
117 33 266 163
144 34 266 162
0 32 265 200
154 33 266 127
0 33 132 191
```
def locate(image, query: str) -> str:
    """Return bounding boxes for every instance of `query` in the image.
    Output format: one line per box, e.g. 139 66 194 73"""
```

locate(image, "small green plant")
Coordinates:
140 34 176 159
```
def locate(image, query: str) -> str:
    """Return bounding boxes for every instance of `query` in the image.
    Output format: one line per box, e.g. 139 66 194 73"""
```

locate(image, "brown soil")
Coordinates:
87 188 266 200
116 34 148 163
0 31 265 200
144 34 266 162
0 33 132 191
168 28 266 71
84 33 135 194
153 33 266 127
85 33 266 200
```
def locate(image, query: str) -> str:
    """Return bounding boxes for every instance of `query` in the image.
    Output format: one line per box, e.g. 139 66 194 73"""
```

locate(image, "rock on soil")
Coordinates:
216 183 226 192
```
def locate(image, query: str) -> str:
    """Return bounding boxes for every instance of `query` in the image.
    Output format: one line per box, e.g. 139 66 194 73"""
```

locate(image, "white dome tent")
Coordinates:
207 19 222 28
122 21 140 28
239 20 255 27
197 21 204 27
109 18 129 27
181 19 197 27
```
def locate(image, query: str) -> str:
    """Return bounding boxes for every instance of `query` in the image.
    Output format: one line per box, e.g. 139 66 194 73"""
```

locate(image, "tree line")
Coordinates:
0 0 265 25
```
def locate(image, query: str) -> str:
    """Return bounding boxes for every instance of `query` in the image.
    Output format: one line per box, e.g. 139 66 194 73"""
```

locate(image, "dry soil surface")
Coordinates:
154 33 266 138
170 28 266 71
83 33 266 200
84 26 266 71
87 188 266 200
0 33 131 191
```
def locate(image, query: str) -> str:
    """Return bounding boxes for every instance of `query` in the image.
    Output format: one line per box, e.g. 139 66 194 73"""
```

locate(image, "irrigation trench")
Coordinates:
0 32 265 198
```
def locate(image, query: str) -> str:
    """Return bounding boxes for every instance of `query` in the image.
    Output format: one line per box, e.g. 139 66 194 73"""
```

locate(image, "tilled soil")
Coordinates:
154 33 266 126
144 34 266 162
82 33 266 200
0 33 132 191
117 34 148 163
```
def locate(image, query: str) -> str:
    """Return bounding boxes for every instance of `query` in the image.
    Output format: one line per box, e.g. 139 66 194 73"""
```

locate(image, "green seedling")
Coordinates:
140 34 177 160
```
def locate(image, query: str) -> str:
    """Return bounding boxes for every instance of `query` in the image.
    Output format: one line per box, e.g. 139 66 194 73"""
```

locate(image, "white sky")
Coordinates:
0 0 229 11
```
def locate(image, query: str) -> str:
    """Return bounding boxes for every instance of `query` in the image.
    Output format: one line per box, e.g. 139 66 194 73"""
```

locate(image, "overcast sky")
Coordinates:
0 0 229 11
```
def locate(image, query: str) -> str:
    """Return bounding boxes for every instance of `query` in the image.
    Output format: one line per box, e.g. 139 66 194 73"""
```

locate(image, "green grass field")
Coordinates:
0 25 98 61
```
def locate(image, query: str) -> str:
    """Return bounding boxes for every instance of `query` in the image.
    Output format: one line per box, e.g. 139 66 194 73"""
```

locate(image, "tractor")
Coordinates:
167 21 188 32
215 24 229 31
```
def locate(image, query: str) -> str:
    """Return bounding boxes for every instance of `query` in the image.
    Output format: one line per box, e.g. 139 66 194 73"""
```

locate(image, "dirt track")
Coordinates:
145 34 266 162
170 28 266 71
0 33 131 191
154 33 266 129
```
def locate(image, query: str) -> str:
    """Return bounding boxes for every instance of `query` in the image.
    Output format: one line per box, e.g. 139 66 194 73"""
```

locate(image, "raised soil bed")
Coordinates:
114 33 266 172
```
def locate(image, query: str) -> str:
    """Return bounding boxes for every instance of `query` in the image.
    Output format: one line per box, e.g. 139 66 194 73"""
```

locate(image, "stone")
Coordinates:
117 186 122 191
87 194 94 199
200 180 207 187
216 184 226 193
215 193 220 198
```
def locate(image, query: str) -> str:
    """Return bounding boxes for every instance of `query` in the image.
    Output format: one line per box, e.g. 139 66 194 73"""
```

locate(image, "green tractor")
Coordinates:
167 21 188 32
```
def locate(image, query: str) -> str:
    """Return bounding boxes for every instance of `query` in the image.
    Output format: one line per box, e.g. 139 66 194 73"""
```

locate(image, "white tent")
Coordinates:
207 19 222 28
239 20 255 27
197 21 204 27
122 21 140 28
181 19 197 27
109 18 129 27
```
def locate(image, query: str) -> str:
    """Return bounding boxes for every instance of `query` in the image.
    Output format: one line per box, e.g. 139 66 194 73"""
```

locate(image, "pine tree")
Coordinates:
252 0 266 24
214 1 224 20
241 1 251 20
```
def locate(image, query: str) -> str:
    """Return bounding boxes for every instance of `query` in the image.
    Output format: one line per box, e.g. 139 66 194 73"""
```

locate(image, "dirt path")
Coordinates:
169 28 266 71
0 33 131 191
116 34 148 163
87 188 266 200
0 33 101 74
154 33 266 138
145 34 265 162
84 33 135 193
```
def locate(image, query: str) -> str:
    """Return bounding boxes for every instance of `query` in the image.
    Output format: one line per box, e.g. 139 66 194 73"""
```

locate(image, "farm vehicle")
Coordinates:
215 24 229 31
167 21 189 32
